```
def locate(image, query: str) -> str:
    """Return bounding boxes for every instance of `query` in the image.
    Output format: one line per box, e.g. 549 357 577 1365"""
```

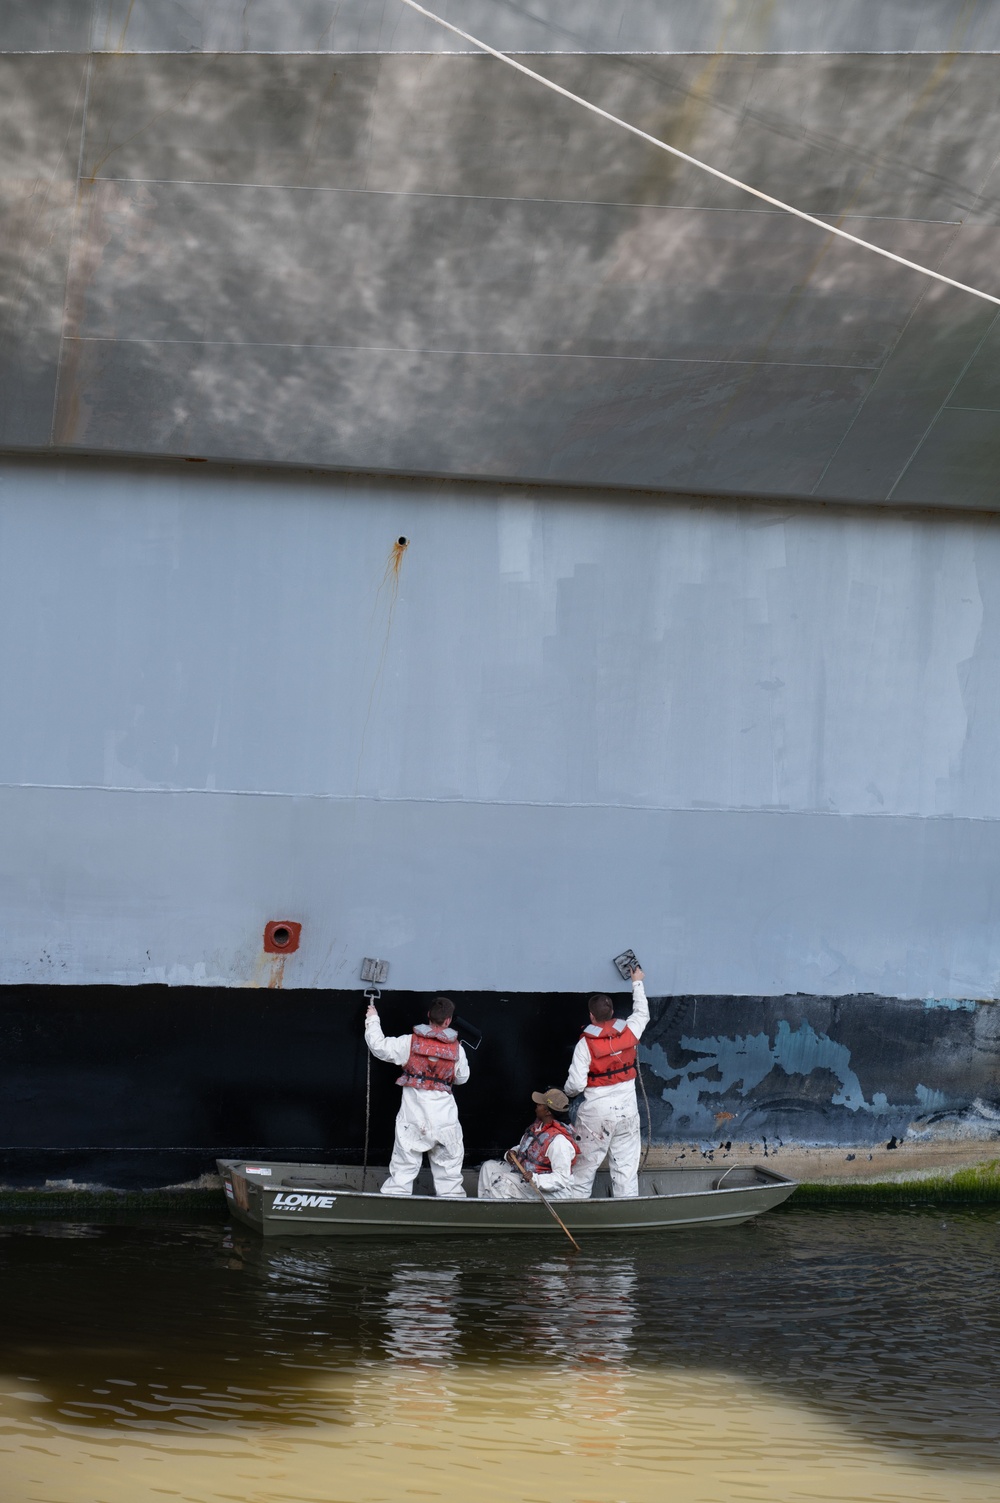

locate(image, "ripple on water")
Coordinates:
0 1206 997 1501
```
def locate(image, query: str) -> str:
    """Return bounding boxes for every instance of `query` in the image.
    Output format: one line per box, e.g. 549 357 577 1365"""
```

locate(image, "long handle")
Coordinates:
508 1151 581 1252
362 987 379 1193
362 1048 371 1192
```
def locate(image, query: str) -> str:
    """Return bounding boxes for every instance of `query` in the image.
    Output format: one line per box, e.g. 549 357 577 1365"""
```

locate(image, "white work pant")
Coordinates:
572 1092 642 1198
381 1089 466 1197
477 1159 581 1201
477 1160 535 1200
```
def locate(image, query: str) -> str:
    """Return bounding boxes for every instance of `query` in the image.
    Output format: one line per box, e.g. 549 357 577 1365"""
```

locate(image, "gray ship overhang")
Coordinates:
2 0 1000 506
5 444 998 519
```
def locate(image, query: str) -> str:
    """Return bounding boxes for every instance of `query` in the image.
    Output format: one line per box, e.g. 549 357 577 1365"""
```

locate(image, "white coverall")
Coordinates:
364 1014 470 1197
564 977 650 1198
477 1129 578 1201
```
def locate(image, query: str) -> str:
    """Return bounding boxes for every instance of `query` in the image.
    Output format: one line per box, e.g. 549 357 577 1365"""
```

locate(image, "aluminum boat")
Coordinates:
218 1158 797 1238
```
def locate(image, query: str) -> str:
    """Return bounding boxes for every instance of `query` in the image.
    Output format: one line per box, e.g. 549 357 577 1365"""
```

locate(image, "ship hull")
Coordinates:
0 983 996 1190
3 5 1000 1189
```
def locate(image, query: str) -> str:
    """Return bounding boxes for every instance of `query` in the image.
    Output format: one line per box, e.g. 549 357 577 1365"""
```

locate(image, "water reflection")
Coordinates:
383 1263 461 1364
0 1207 997 1503
517 1260 637 1366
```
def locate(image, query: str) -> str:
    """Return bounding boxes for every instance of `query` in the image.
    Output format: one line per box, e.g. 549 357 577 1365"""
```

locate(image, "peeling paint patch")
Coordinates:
640 1004 989 1144
643 1019 868 1113
923 997 976 1011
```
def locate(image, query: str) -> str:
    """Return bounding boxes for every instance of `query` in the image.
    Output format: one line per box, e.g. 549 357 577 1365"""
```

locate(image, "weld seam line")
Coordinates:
84 177 965 227
8 48 1000 56
0 780 996 823
63 335 877 371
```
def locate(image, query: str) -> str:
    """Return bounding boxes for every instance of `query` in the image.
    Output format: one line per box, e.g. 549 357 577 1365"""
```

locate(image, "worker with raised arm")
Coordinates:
478 1088 580 1200
364 996 470 1197
564 965 650 1198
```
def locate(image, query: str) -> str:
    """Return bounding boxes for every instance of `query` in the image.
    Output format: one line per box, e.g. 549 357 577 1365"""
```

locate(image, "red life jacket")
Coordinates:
396 1024 460 1092
583 1019 638 1087
516 1117 580 1175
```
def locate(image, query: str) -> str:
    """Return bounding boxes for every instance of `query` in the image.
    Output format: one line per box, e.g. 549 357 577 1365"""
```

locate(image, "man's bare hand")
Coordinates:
365 1003 378 1021
630 965 644 982
506 1149 529 1180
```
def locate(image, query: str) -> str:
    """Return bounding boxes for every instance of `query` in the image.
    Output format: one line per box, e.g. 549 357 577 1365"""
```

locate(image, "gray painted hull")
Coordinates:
5 459 1000 1002
3 3 1000 504
219 1159 798 1237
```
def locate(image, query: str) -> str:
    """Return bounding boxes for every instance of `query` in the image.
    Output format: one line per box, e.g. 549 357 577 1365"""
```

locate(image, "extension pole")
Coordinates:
362 984 381 1192
363 1049 371 1192
508 1150 581 1252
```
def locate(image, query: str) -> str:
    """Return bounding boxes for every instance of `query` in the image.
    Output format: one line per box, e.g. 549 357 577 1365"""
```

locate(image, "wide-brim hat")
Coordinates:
532 1088 570 1111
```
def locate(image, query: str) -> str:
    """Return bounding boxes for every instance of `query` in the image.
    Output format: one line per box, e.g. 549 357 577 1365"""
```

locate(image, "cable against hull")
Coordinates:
638 1061 652 1172
397 0 1000 308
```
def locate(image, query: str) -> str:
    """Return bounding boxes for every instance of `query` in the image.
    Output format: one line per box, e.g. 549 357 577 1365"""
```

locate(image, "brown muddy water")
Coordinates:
0 1205 997 1503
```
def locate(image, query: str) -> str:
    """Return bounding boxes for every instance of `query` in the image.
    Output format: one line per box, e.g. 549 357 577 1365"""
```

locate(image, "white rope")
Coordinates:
397 0 1000 308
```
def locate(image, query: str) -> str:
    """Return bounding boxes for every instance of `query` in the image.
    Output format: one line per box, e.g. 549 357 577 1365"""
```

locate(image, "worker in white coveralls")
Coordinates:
478 1088 580 1200
364 996 470 1197
564 965 649 1198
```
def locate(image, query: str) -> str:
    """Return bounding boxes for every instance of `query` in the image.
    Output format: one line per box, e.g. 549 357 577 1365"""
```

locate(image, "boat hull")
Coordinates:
218 1159 798 1237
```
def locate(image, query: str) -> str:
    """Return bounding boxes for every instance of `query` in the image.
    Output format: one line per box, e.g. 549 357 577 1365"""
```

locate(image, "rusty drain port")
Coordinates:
397 535 409 547
264 920 301 954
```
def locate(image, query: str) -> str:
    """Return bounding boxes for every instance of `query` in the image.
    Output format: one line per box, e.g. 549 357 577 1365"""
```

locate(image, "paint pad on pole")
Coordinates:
453 1015 483 1051
612 950 639 980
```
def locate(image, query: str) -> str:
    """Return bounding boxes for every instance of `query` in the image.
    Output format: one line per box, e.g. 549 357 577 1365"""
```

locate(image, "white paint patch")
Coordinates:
497 497 536 583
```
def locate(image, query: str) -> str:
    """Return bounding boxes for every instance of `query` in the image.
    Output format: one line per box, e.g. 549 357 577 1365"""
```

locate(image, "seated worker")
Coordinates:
365 995 470 1197
478 1089 580 1200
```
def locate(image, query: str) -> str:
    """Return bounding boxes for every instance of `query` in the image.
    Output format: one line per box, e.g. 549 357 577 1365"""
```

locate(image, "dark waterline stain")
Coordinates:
0 1206 997 1469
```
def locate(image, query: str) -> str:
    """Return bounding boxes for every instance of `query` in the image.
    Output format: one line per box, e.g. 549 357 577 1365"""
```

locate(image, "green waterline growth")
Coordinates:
786 1161 1000 1205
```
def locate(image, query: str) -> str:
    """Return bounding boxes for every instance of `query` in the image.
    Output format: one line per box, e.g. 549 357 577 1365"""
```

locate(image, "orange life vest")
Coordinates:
396 1024 460 1092
582 1019 638 1087
516 1117 580 1175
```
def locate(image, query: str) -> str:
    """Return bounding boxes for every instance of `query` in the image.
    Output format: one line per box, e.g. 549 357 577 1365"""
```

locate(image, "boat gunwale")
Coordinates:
220 1158 798 1206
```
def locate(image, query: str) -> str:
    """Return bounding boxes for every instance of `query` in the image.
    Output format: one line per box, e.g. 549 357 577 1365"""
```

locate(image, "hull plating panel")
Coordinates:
5 781 1000 997
0 986 995 1189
